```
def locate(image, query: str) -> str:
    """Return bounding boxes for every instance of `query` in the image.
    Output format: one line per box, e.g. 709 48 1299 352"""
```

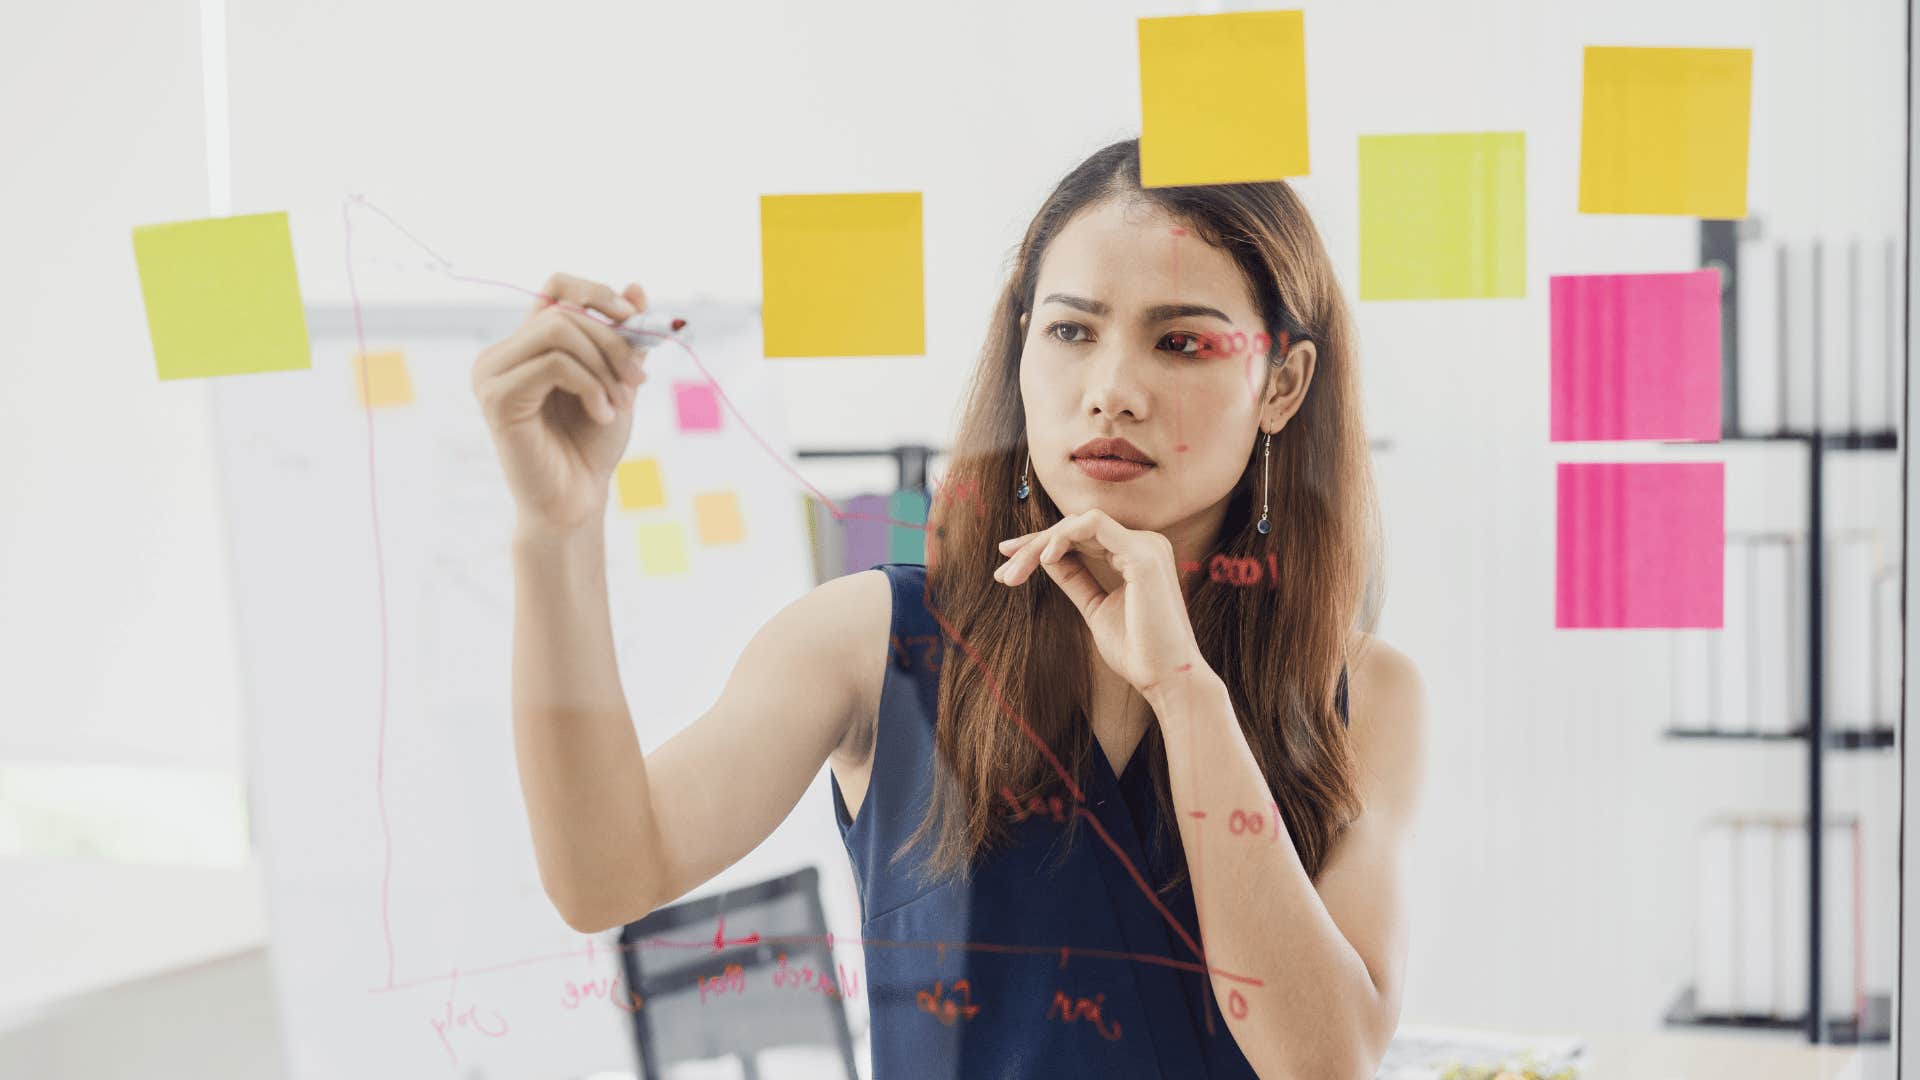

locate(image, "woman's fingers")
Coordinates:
519 308 631 410
526 273 648 388
1037 547 1105 616
533 271 638 323
996 510 1168 587
480 350 616 427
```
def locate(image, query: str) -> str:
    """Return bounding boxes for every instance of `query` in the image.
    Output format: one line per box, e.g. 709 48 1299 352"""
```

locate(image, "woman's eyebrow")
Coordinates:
1039 293 1234 324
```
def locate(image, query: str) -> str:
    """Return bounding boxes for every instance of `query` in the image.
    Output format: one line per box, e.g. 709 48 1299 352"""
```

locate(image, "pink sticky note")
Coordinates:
1556 462 1723 629
674 381 721 432
1551 270 1721 442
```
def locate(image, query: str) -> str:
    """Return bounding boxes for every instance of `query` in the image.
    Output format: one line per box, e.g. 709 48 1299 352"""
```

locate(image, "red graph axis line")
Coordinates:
367 932 1264 996
339 194 1261 1005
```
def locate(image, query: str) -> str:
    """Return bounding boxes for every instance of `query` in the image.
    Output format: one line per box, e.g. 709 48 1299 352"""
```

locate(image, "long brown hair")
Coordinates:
910 137 1382 892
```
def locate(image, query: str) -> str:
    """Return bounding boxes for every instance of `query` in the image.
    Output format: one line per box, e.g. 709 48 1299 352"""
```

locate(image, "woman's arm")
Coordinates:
1147 638 1429 1080
511 519 888 934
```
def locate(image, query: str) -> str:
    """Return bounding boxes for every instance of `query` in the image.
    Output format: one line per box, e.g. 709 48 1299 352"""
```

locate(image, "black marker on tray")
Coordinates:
615 312 691 344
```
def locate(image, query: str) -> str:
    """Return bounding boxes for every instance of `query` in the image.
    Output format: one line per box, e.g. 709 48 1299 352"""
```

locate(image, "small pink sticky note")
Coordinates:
1557 462 1723 629
1550 270 1721 442
674 381 721 432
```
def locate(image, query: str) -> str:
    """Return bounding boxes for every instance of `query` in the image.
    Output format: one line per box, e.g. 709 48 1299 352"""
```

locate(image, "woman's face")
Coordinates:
1018 196 1307 541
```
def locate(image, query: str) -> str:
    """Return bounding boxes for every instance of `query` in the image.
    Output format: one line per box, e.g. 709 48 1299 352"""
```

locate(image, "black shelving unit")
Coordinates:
1658 222 1899 1044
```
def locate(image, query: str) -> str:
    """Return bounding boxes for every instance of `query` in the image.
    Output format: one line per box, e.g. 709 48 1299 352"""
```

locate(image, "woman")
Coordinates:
473 137 1428 1079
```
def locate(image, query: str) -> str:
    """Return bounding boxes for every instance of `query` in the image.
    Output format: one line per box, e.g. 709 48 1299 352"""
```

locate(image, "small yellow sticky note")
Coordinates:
131 211 312 381
616 458 666 510
1359 132 1526 301
1138 11 1309 187
693 491 746 545
761 193 925 358
636 522 690 576
351 349 413 408
1579 46 1752 218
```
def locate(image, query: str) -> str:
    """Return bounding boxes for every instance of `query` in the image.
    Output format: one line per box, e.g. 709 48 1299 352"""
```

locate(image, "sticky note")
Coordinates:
351 349 413 408
674 381 721 432
693 491 746 545
1551 271 1722 442
1556 462 1723 629
616 458 666 510
761 193 925 357
888 489 930 565
1137 11 1309 186
1359 133 1526 300
636 522 690 576
132 211 312 380
1579 47 1752 218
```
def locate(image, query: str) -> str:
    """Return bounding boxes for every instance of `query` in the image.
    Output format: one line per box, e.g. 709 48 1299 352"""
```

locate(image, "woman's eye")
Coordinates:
1162 332 1213 357
1045 321 1088 344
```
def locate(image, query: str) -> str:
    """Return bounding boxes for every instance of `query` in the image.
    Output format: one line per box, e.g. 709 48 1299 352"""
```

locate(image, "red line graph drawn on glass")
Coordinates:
917 978 983 1026
428 971 509 1065
1046 988 1123 1041
339 196 1274 1043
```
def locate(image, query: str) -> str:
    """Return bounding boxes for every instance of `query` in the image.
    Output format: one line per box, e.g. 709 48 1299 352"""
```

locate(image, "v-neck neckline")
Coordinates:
1093 727 1149 788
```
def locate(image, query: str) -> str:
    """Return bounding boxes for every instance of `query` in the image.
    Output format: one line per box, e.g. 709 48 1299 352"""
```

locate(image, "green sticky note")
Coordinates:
1359 133 1526 301
888 489 929 564
636 522 690 576
131 211 312 380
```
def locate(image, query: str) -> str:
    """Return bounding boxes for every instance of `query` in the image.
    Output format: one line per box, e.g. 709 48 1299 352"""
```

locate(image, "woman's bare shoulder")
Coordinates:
782 568 893 762
1342 630 1428 816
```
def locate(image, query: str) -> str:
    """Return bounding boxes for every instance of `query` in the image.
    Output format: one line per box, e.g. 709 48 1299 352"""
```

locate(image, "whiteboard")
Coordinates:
210 301 865 1078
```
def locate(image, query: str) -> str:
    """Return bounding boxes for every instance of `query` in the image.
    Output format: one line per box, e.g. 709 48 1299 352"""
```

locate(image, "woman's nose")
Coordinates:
1083 348 1150 420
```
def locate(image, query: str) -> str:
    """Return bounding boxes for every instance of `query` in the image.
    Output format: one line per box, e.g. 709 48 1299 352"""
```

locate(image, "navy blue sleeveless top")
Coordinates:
830 563 1349 1078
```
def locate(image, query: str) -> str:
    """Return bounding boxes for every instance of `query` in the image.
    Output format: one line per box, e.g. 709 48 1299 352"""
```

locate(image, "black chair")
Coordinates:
617 866 858 1080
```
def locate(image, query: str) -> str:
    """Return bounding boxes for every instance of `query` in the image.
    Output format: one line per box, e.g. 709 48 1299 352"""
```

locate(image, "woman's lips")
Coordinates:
1072 457 1154 483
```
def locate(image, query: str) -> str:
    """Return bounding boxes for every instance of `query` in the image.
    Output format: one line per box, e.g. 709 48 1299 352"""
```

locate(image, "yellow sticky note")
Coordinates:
1579 47 1752 218
761 193 925 358
1359 133 1526 301
636 522 690 576
1138 11 1309 187
616 458 666 510
131 211 311 381
351 349 413 408
693 491 746 545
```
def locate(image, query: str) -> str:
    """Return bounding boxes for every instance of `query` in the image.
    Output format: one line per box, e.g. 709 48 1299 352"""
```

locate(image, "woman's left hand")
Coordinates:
994 508 1207 694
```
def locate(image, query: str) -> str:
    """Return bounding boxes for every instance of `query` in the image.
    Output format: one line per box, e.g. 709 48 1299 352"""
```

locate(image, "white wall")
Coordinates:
0 0 1907 1058
0 0 266 1022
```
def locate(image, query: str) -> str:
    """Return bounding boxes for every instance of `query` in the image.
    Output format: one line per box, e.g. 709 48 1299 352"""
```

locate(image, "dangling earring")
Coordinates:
1016 453 1030 500
1255 431 1273 535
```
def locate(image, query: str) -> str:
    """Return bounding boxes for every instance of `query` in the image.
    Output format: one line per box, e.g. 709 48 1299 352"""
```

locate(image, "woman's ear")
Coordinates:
1259 338 1317 432
1018 310 1029 337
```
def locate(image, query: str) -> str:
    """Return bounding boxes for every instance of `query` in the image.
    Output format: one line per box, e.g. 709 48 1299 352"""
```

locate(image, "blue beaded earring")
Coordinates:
1255 431 1273 535
1016 452 1030 500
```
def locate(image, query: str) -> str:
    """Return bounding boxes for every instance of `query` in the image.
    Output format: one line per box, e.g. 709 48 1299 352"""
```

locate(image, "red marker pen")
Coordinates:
615 312 691 344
